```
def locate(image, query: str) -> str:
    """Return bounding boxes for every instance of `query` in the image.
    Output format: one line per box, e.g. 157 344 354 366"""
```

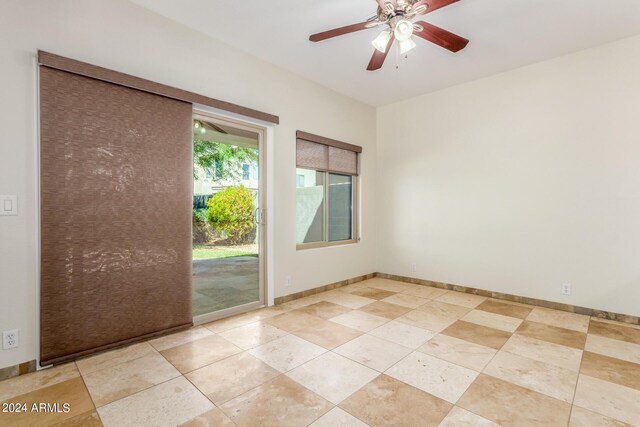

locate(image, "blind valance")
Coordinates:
296 131 361 176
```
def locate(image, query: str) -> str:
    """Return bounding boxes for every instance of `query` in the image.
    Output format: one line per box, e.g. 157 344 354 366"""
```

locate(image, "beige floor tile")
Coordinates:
585 334 640 365
339 374 452 427
417 334 497 372
386 352 478 403
185 352 280 405
580 351 640 390
262 310 323 333
588 320 640 345
97 377 214 427
457 374 571 427
483 351 578 403
369 320 436 349
77 342 157 375
569 406 630 427
442 321 511 350
83 352 180 407
401 286 449 300
280 294 328 309
330 310 390 332
438 406 500 427
416 300 473 318
0 377 94 426
358 301 411 319
527 307 590 333
292 319 363 349
179 408 235 427
351 288 397 301
502 333 583 371
0 362 79 402
476 299 533 319
148 327 214 352
337 282 371 293
309 407 369 427
160 335 242 373
462 309 523 333
435 292 487 308
220 375 332 427
366 279 412 293
218 321 288 350
334 334 412 372
287 352 379 404
397 309 458 333
55 411 102 426
322 292 377 309
380 293 429 309
297 301 352 319
574 374 640 426
516 321 586 349
204 308 279 333
248 334 327 372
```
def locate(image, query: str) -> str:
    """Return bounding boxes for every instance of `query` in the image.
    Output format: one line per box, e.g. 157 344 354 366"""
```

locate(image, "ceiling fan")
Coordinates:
309 0 469 71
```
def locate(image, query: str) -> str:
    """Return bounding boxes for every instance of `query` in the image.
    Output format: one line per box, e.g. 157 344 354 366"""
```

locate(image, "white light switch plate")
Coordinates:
0 195 17 216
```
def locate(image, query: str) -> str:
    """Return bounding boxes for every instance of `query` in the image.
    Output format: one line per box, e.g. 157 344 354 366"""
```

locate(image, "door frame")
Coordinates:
191 109 269 325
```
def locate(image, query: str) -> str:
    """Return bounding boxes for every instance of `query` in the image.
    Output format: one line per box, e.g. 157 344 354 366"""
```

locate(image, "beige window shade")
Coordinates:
296 131 361 175
39 66 193 365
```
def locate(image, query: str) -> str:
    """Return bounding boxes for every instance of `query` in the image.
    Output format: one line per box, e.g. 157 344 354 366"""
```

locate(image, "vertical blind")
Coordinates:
39 66 193 365
296 131 362 175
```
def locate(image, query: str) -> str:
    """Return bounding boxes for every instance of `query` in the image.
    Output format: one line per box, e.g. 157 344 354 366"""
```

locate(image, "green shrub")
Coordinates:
192 208 208 225
206 186 255 244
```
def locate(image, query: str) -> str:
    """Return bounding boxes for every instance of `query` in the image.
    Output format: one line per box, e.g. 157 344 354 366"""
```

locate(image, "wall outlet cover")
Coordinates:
562 283 572 296
3 329 19 350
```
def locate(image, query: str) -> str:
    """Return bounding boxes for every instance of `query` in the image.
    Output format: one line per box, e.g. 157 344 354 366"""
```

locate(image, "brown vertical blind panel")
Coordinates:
328 146 358 175
38 51 279 125
39 67 193 365
296 139 329 171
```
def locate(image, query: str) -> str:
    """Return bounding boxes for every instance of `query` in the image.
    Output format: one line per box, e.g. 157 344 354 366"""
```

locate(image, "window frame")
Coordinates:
296 168 359 250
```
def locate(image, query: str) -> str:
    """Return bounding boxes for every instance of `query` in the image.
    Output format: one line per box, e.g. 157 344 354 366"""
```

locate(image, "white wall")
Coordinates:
377 34 640 318
0 0 376 369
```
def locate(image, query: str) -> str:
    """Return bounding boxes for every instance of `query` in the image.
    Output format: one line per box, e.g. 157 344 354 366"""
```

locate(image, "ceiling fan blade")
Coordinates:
413 21 469 52
310 22 372 42
367 35 395 71
412 0 460 15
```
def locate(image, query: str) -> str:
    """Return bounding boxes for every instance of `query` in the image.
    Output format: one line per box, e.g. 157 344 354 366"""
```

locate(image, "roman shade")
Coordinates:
296 131 362 176
39 66 193 365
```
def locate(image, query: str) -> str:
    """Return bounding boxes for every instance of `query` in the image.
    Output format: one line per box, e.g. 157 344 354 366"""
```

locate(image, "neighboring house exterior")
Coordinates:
194 160 259 196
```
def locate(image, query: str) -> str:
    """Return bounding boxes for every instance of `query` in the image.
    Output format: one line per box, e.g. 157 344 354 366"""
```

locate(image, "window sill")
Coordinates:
296 239 359 251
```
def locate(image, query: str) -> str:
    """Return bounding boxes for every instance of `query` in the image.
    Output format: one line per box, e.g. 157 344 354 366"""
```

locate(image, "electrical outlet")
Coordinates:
562 283 572 296
3 329 19 350
285 276 292 288
411 263 417 273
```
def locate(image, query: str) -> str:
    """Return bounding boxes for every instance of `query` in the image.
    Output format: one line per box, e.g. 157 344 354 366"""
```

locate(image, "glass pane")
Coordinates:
328 173 353 242
296 168 325 244
192 118 261 317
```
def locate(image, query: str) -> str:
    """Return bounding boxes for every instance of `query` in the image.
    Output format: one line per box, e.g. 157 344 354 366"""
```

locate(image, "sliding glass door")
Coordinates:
191 113 266 322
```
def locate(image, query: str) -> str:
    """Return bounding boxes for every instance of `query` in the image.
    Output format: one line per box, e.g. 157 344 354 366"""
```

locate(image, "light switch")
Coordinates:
0 195 17 216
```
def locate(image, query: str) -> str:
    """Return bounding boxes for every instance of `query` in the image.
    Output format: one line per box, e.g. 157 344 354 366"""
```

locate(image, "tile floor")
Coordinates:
1 278 639 426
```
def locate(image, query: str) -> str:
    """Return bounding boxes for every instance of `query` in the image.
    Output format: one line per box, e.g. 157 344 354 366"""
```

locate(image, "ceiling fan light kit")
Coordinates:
309 0 469 71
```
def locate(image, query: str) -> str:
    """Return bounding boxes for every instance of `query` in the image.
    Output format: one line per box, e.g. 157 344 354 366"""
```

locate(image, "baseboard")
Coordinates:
0 360 37 382
274 271 639 327
377 272 639 326
273 273 376 305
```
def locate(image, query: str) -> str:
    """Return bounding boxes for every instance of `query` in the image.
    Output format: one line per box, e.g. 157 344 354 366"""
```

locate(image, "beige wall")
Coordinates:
377 34 640 318
0 0 377 369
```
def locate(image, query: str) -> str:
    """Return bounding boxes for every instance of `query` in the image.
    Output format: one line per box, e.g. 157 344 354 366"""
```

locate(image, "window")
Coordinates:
295 131 361 248
242 163 250 180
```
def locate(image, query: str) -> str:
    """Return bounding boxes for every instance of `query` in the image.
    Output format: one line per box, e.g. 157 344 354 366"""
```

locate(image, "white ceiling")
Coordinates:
130 0 640 106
